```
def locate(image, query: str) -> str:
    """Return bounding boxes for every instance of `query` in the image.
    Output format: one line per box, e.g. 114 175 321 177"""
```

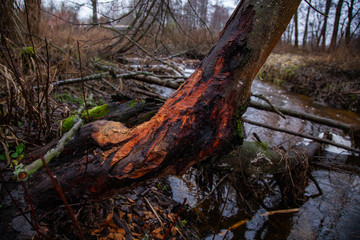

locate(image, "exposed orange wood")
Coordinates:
29 0 302 203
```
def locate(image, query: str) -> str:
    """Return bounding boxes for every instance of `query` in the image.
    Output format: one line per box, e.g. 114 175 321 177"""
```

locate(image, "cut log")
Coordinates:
27 0 302 203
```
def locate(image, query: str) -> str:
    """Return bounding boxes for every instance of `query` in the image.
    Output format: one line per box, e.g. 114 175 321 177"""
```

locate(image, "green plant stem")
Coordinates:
14 94 94 180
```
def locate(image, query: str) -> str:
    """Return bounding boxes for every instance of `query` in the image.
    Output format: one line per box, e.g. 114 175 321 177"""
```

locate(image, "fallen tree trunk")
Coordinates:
26 0 301 203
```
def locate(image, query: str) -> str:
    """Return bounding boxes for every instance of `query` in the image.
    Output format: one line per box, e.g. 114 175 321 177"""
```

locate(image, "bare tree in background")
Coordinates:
210 2 229 31
317 0 332 50
294 8 299 48
91 0 98 24
25 0 42 35
330 0 344 50
345 0 355 46
0 0 17 39
303 0 312 47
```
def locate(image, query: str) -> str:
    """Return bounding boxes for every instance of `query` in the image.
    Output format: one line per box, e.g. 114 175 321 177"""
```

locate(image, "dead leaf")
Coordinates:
152 227 164 239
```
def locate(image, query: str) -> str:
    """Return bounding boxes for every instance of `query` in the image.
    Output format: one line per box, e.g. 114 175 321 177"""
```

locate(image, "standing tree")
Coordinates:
317 0 332 50
210 2 230 31
0 0 18 39
25 0 42 35
294 8 299 48
345 0 355 46
199 0 209 23
303 0 312 47
91 0 98 24
329 0 344 50
27 0 302 203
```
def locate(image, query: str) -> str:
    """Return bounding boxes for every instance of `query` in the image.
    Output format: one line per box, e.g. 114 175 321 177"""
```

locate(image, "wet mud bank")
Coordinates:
257 53 360 112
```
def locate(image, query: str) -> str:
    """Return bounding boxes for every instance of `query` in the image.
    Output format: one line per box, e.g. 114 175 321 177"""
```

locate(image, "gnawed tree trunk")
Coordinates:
29 0 301 203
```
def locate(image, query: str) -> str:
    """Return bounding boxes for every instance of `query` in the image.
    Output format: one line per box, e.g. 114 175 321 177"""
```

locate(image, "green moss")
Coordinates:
128 100 139 107
82 104 110 120
20 47 35 57
235 106 247 139
61 116 76 133
61 104 109 133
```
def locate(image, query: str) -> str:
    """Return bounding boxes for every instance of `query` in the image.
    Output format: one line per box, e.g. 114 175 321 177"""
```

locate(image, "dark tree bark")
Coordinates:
25 0 41 35
303 0 311 47
329 0 344 50
28 0 302 203
294 9 299 48
317 0 332 50
91 0 98 24
345 0 355 46
0 1 15 38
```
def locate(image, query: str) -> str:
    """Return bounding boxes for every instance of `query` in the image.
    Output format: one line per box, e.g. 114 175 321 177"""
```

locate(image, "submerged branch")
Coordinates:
248 101 352 132
242 118 360 154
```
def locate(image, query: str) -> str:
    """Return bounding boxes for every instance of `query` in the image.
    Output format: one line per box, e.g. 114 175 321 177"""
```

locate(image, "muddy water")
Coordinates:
168 78 360 239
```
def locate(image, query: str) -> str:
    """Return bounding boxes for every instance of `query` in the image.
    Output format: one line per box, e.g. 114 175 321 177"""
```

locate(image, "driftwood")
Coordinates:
21 0 302 204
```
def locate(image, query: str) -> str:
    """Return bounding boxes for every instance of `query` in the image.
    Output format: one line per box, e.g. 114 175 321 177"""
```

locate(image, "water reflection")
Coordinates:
168 78 360 239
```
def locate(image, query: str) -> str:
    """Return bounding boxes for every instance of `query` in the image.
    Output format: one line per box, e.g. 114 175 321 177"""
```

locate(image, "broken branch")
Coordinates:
14 94 94 180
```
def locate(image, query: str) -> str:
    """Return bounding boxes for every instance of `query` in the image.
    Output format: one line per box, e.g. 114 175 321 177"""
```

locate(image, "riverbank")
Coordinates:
257 51 360 112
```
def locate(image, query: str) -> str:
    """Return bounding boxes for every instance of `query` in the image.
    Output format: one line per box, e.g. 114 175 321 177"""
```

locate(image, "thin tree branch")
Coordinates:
186 0 214 44
303 0 328 17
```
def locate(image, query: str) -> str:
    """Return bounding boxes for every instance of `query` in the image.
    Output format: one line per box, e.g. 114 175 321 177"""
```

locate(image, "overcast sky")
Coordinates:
43 0 237 20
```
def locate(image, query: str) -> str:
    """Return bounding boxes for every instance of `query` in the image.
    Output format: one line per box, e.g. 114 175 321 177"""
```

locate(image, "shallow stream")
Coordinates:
167 76 360 239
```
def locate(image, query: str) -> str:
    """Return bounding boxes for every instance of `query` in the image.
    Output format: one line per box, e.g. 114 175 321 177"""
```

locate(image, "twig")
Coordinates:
44 38 51 136
20 181 42 239
190 174 228 211
212 180 232 240
77 40 90 120
186 0 214 44
131 87 167 102
227 208 299 231
307 171 323 195
0 170 38 234
144 196 164 227
14 94 94 180
242 118 360 154
251 94 286 119
162 198 187 240
40 156 85 240
0 140 10 167
304 0 328 17
35 71 182 90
